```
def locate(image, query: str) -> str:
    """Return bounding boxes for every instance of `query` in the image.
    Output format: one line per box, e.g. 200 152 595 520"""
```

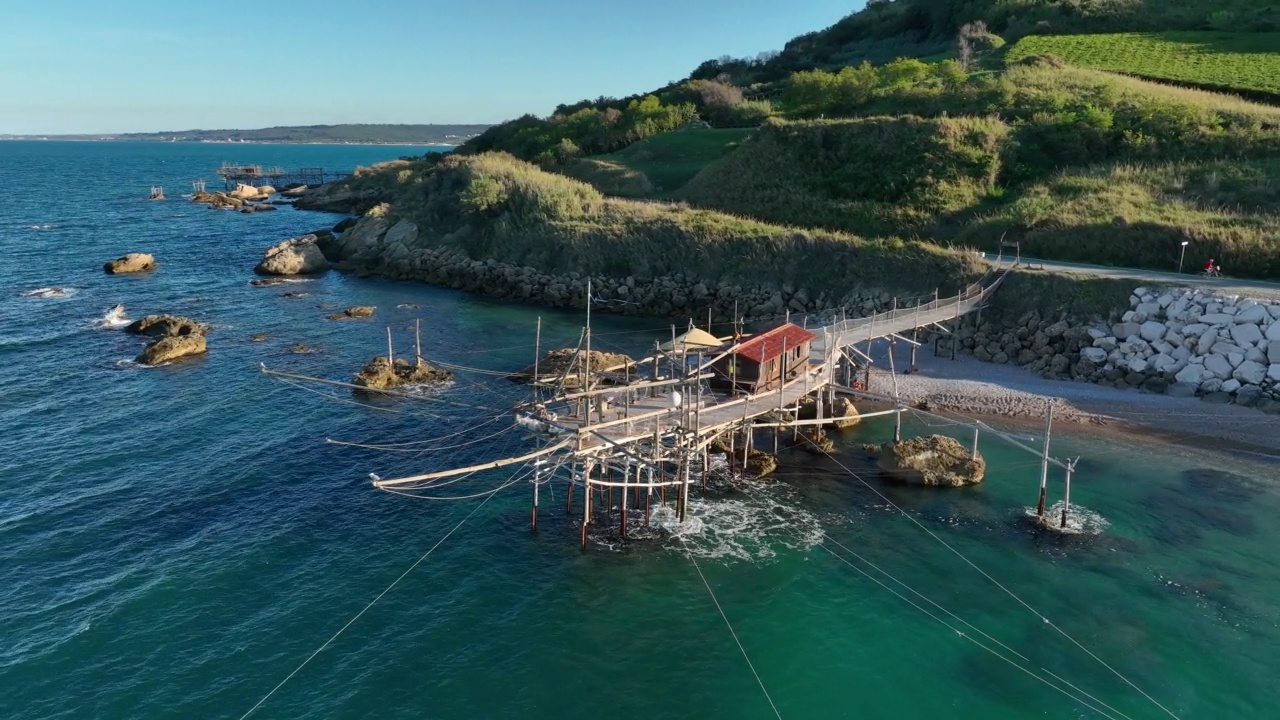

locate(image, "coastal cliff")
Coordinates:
299 152 982 321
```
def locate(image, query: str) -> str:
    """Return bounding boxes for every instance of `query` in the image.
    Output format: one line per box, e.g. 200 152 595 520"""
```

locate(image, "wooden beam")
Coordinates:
373 438 573 488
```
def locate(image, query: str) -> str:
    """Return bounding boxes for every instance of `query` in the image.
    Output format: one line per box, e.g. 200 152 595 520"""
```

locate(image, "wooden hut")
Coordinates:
711 323 816 394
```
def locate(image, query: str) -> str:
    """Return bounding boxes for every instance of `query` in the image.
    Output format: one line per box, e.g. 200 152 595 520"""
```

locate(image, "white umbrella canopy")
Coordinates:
659 327 726 354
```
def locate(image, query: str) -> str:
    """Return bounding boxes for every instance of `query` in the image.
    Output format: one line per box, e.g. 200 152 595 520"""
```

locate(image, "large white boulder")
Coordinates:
1204 353 1233 378
1235 305 1270 324
1269 340 1280 365
1220 379 1242 394
1228 352 1244 369
1135 301 1161 318
1172 346 1192 361
1233 360 1268 385
1267 323 1280 342
1211 341 1246 357
1182 323 1209 337
1229 323 1264 346
1139 321 1167 342
1113 322 1141 340
1150 354 1178 372
1270 364 1280 383
1175 363 1207 385
1127 357 1149 374
254 234 329 275
1198 313 1235 326
1197 328 1219 355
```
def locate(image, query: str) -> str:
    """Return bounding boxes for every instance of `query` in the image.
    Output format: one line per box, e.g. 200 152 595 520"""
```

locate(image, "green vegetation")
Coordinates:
348 152 981 295
561 128 754 197
986 272 1137 322
1007 32 1280 100
680 116 1008 237
957 159 1280 276
111 124 490 144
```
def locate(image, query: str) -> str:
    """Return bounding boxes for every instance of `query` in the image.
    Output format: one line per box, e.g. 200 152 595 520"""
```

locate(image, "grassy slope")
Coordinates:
1006 32 1280 100
347 152 982 295
560 128 753 197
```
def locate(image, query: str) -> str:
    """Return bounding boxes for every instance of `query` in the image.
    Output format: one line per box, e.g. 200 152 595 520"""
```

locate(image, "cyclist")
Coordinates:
1204 259 1221 277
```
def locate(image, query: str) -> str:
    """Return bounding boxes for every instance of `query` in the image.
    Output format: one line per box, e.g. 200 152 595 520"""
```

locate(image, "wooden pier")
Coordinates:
361 256 1089 547
215 163 352 189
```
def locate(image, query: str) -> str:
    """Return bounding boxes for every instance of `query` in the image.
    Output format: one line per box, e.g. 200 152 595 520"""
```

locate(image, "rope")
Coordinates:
686 550 784 720
324 410 512 449
237 485 505 719
328 419 518 454
817 543 1124 720
800 435 1183 720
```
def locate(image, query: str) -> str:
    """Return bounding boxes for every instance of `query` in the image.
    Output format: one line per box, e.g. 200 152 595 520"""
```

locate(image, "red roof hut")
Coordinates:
711 323 816 394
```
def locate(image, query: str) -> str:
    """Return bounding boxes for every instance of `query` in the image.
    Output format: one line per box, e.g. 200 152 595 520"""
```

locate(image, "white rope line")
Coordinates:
324 410 511 449
822 537 1134 720
329 420 519 455
817 544 1122 720
237 486 505 719
802 436 1183 720
686 550 784 720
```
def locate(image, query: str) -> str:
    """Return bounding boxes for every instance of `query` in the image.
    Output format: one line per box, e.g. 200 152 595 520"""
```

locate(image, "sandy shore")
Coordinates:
861 345 1280 456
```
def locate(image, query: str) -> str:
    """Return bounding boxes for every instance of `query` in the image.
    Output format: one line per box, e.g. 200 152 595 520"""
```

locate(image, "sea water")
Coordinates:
2 141 1278 719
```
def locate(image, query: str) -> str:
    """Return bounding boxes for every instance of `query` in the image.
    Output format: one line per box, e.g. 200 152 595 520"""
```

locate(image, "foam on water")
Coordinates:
670 479 825 562
21 287 74 299
1024 501 1109 535
95 305 129 329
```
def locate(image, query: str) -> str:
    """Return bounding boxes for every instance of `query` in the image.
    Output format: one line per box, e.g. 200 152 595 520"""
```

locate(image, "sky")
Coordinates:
0 0 861 134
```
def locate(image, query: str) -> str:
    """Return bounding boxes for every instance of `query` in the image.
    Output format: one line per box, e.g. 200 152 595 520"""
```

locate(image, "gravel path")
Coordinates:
862 346 1280 455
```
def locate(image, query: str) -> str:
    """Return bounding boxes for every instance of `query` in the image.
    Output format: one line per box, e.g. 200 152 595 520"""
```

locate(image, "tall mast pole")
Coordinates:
1037 399 1055 517
533 316 542 404
415 318 422 367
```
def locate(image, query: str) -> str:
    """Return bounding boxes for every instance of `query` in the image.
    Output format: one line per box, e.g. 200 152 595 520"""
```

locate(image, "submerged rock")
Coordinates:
353 356 453 390
136 333 207 365
290 343 317 354
255 234 329 276
327 306 376 320
797 396 861 430
874 434 985 487
125 314 206 337
103 253 156 274
796 427 836 454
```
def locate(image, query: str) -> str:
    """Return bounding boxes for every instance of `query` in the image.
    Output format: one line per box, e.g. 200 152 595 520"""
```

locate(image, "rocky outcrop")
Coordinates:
327 306 375 320
953 285 1280 411
353 357 453 390
873 435 985 487
136 334 207 365
796 396 861 430
126 313 208 365
254 234 329 275
126 314 207 337
316 213 908 324
744 450 778 479
103 253 156 274
511 348 635 384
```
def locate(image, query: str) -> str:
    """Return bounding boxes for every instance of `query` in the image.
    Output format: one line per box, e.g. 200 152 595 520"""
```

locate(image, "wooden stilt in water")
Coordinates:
531 460 540 532
971 426 980 460
566 462 574 513
1060 459 1075 529
620 462 628 538
887 336 902 443
581 461 593 551
386 326 394 366
415 318 422 367
645 467 653 527
1036 399 1055 517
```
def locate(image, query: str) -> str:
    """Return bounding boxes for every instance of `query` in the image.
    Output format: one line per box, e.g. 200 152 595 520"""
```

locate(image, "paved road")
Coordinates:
983 255 1280 297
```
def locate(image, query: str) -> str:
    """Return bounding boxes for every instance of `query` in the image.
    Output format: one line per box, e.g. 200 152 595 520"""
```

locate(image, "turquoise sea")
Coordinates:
2 141 1278 719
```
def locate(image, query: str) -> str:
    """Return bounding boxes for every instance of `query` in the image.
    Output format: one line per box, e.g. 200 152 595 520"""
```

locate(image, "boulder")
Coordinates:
255 234 329 275
1268 323 1280 342
1139 321 1166 342
1270 364 1280 383
1220 379 1242 394
333 216 359 233
797 397 861 430
228 183 262 200
327 306 376 320
1081 347 1108 364
1198 313 1235 326
876 435 985 487
1204 354 1232 378
1197 328 1218 355
1236 385 1266 407
1167 382 1198 398
1229 323 1264 346
126 314 206 337
1112 322 1141 341
1232 360 1268 386
135 333 207 365
1175 364 1207 385
257 185 277 197
353 356 453 390
103 253 157 274
1126 357 1149 374
1234 305 1270 323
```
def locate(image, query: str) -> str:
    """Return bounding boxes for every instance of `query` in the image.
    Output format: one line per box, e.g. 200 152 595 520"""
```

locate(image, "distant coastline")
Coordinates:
0 123 490 147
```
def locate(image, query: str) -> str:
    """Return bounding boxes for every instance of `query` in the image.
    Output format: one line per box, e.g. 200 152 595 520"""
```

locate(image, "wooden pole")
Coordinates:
386 326 394 366
566 462 574 513
1037 399 1055 517
581 461 593 550
533 317 541 401
415 318 422 367
1060 459 1074 529
776 338 786 453
531 460 540 532
887 334 902 443
971 425 980 460
620 462 628 538
584 278 592 401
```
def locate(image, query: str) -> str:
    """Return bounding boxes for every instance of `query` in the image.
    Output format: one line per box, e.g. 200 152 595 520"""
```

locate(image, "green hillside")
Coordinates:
560 128 753 197
320 152 980 295
1007 32 1280 100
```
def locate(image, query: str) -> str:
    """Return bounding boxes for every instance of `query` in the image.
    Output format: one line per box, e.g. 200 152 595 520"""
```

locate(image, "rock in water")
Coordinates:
136 334 207 365
796 396 861 430
125 314 207 337
353 356 453 390
327 306 376 320
876 434 985 487
103 253 157 274
744 450 778 479
510 347 634 385
255 234 329 275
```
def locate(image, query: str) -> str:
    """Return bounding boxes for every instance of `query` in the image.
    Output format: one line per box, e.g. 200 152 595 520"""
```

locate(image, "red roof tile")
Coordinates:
735 324 817 364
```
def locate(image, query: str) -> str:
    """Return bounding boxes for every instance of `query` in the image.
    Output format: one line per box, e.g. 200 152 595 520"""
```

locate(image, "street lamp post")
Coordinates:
1178 241 1189 273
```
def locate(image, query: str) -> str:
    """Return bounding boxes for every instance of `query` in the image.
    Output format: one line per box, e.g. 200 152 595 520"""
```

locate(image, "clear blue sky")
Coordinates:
0 0 861 134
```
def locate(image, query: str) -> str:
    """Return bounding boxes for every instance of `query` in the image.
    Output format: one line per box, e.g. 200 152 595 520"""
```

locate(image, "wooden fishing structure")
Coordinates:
215 163 352 189
356 255 1085 547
